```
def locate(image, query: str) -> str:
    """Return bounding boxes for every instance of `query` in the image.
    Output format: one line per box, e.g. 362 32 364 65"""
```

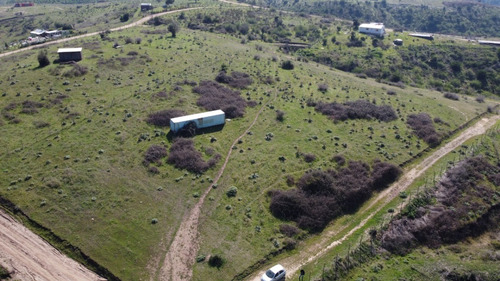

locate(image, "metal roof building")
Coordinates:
57 47 82 62
358 23 385 37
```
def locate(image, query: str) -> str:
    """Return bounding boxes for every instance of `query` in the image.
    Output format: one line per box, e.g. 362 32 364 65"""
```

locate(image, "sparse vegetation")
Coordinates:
314 100 397 122
167 138 220 173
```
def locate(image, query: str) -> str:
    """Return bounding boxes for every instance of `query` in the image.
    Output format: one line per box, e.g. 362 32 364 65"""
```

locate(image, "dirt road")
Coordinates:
0 209 106 281
245 115 500 281
0 7 201 59
158 91 277 281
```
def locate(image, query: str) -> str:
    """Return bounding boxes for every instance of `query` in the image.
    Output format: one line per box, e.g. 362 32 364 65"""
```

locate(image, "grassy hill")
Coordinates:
0 6 497 281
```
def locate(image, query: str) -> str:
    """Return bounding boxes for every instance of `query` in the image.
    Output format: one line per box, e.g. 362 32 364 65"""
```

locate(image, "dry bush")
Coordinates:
443 92 459 100
303 153 316 163
381 156 500 255
279 224 300 237
167 138 219 173
315 100 397 122
407 113 440 147
143 144 167 165
193 81 247 118
33 120 50 128
146 109 186 127
270 160 401 232
215 71 253 89
63 63 88 77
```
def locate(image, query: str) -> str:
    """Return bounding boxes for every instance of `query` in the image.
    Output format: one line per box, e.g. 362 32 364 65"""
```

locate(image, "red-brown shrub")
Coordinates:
215 71 253 89
144 144 167 165
407 113 441 147
271 160 401 232
315 100 397 122
146 109 186 127
193 81 247 118
167 138 219 173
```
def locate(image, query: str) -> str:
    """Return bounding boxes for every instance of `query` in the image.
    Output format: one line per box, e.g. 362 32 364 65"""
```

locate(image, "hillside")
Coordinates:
0 3 498 281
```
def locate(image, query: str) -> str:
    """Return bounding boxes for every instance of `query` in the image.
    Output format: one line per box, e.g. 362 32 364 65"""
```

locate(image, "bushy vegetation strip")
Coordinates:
406 113 440 147
0 197 120 281
270 160 402 232
382 155 500 255
313 100 397 122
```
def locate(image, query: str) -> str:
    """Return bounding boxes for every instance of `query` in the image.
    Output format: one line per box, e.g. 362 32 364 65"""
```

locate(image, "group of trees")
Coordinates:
270 160 401 232
264 0 500 37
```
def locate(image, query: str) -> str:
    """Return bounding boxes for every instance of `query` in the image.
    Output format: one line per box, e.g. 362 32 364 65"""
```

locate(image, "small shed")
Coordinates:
170 110 225 133
393 39 403 46
141 3 153 11
57 47 82 62
358 23 385 37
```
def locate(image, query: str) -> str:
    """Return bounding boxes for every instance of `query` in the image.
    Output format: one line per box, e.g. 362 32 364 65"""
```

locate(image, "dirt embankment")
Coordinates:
0 209 106 281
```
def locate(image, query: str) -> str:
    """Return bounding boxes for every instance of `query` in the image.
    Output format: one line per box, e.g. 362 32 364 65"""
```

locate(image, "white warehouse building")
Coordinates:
358 23 385 37
170 110 225 133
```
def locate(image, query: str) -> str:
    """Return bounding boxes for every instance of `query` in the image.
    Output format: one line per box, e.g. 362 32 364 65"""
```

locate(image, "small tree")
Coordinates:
165 0 174 6
281 60 294 70
168 21 180 38
37 49 50 67
120 13 129 22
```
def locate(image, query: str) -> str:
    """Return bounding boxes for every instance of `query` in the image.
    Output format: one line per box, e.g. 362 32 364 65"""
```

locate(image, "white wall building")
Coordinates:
170 110 225 133
358 23 385 37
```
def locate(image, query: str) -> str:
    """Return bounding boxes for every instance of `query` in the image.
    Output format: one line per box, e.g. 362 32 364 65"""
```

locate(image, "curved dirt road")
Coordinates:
0 209 106 281
0 7 201 59
245 115 500 281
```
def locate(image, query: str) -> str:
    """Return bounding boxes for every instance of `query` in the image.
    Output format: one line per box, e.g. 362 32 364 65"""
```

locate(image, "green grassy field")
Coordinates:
0 6 496 281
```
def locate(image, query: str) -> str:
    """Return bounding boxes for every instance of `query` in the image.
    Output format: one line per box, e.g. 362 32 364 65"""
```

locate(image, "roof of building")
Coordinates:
170 110 225 123
30 29 46 35
141 3 152 5
57 47 82 53
46 30 60 34
478 40 500 45
359 23 384 29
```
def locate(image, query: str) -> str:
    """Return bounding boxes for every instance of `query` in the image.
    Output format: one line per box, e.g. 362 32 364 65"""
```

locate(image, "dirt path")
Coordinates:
0 7 201 59
245 115 500 281
159 93 277 281
0 209 106 281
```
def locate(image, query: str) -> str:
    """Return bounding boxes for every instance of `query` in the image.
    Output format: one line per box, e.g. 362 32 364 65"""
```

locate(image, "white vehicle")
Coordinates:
261 264 286 281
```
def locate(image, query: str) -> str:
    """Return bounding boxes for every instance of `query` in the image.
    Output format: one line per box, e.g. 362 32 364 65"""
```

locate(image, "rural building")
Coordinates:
393 39 403 46
141 3 153 11
358 23 385 37
14 2 34 7
30 29 61 38
170 110 225 133
478 40 500 46
57 47 82 62
409 33 434 40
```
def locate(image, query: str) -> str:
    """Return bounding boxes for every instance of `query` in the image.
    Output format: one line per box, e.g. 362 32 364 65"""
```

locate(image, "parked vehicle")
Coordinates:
261 264 286 281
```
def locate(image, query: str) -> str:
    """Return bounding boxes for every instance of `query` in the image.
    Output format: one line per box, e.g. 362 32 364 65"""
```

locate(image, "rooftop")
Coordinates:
170 110 225 123
57 47 82 53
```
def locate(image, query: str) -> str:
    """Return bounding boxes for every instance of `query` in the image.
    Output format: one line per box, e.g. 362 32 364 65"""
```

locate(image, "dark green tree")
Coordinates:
165 0 174 6
37 49 50 67
120 13 129 22
168 21 179 38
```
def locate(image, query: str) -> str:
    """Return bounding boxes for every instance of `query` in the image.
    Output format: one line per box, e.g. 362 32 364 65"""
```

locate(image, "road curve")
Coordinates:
0 7 202 59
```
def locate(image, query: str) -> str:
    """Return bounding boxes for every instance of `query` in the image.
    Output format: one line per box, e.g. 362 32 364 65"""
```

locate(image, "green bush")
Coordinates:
226 186 238 197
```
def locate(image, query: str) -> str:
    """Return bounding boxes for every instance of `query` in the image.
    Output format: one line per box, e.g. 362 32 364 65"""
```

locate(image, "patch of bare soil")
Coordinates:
0 209 106 281
245 115 500 281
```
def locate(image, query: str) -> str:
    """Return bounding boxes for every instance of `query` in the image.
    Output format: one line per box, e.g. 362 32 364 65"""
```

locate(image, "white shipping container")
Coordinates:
170 110 225 133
